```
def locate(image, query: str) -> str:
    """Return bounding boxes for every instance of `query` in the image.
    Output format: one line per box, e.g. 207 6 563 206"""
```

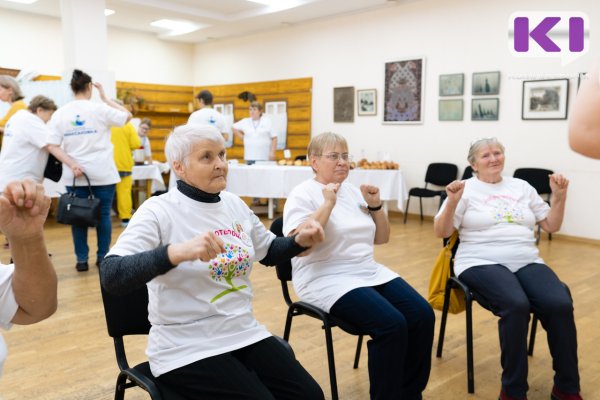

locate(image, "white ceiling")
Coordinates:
0 0 407 43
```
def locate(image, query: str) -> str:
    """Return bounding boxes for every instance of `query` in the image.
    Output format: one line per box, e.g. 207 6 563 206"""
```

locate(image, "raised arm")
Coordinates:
433 180 464 238
94 82 132 122
538 174 569 233
360 184 390 244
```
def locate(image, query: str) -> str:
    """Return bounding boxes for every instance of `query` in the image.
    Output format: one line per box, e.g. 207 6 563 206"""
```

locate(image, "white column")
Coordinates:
59 0 116 99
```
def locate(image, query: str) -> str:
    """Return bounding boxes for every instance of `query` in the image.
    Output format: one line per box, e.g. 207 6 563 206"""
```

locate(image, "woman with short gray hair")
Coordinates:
0 75 27 135
101 123 326 400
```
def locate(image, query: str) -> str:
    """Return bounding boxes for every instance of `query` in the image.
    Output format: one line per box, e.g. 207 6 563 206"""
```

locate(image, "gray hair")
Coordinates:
0 75 24 102
467 137 505 165
165 124 225 173
307 132 348 157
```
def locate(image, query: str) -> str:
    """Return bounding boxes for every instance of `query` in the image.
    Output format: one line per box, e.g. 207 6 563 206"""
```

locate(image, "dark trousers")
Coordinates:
329 277 435 400
459 263 580 397
157 336 324 400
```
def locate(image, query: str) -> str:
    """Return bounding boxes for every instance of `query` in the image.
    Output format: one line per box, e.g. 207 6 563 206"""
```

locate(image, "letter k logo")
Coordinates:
514 17 561 52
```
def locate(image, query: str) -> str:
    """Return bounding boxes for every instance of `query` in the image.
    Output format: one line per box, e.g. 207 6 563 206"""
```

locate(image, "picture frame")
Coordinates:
383 57 425 124
522 79 569 120
439 73 464 96
333 86 354 122
357 89 377 116
439 99 463 121
471 98 499 121
472 71 500 95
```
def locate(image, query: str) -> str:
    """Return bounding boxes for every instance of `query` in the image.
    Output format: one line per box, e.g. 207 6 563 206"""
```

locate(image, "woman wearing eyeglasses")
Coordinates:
283 132 434 400
232 101 277 163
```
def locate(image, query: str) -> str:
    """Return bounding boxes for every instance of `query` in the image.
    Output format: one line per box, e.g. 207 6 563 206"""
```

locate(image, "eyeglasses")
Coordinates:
317 152 352 162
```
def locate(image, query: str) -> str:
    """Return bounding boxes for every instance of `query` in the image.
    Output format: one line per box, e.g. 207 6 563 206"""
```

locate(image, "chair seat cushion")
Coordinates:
408 188 443 197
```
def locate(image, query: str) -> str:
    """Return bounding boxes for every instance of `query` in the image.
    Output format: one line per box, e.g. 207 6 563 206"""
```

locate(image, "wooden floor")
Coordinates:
0 214 598 400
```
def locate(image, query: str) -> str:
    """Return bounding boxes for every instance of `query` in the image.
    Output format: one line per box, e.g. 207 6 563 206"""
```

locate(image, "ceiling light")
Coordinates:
2 0 39 4
246 0 297 6
150 19 204 37
104 9 115 16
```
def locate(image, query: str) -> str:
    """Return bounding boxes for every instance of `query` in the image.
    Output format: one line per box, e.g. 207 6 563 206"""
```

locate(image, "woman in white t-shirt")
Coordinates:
101 124 325 400
283 132 435 400
434 138 581 400
47 69 131 272
0 95 81 192
232 101 277 162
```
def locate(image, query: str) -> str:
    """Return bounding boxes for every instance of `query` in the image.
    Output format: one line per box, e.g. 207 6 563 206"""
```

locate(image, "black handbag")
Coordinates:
43 153 63 182
56 173 101 227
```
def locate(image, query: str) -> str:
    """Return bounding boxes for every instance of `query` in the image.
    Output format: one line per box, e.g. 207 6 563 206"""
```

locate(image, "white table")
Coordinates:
225 165 407 219
43 164 166 198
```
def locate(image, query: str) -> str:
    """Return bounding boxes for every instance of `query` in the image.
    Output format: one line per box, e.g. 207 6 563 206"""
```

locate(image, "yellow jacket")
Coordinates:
0 100 27 128
111 122 141 172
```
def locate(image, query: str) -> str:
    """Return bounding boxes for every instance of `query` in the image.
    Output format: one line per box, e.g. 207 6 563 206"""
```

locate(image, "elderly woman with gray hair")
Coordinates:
0 75 27 135
434 138 581 400
101 124 325 400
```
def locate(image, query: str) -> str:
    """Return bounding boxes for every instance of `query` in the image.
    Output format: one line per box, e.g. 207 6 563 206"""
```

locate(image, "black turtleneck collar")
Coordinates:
176 180 221 203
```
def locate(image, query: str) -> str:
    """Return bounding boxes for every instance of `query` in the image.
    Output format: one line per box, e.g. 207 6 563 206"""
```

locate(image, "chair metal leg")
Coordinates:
419 197 424 221
528 315 538 356
466 300 475 394
353 335 363 369
323 322 339 400
283 309 294 341
403 198 411 223
436 281 452 357
115 374 128 400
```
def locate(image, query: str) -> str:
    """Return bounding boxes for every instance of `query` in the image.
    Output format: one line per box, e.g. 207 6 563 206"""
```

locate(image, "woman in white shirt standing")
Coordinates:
434 138 581 400
48 69 131 272
0 95 81 191
232 101 277 163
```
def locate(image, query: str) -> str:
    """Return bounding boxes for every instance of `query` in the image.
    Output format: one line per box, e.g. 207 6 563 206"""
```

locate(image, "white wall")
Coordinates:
0 9 194 85
193 0 600 240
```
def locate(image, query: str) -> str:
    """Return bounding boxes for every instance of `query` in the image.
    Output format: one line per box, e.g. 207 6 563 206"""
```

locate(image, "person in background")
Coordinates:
136 118 153 164
101 124 325 400
283 132 434 400
0 179 57 377
188 90 229 141
232 101 277 163
47 69 131 272
434 138 581 400
0 95 81 191
569 63 600 159
0 75 27 136
111 115 141 228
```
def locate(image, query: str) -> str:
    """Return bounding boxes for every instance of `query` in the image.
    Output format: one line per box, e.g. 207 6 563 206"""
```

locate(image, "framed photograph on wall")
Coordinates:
383 57 425 124
439 73 464 96
471 98 499 121
439 99 463 121
522 79 569 120
333 86 354 122
472 71 500 95
357 89 377 116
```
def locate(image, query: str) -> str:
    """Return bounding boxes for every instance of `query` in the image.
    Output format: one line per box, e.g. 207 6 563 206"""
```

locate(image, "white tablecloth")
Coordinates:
225 165 407 211
43 164 166 197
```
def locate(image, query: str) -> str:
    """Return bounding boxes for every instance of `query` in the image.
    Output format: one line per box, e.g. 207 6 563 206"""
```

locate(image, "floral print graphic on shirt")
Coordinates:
208 243 251 303
485 194 525 224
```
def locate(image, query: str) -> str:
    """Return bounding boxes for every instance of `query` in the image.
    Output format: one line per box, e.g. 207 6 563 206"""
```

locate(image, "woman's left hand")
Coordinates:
294 219 324 249
360 184 381 208
549 174 569 199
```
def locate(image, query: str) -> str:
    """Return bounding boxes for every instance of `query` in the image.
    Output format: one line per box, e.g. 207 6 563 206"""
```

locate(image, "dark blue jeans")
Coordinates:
66 184 115 263
329 277 435 400
459 263 579 398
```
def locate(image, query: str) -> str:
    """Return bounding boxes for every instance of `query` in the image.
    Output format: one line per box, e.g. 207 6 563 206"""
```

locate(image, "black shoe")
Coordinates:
76 262 89 272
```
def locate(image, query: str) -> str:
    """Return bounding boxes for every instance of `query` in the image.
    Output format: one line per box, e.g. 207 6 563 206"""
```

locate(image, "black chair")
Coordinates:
269 217 364 400
294 155 307 161
461 165 474 180
404 163 458 223
100 284 186 400
434 236 573 394
513 168 554 244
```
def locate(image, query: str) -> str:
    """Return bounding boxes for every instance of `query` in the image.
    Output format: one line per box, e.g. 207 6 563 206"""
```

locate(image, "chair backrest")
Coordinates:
461 166 474 180
513 168 553 196
269 217 295 306
425 163 459 186
294 155 307 161
100 284 151 338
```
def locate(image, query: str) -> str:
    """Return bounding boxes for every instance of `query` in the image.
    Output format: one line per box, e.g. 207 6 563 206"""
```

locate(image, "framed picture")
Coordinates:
333 86 354 122
439 99 463 121
472 71 500 95
471 98 499 121
522 79 569 120
439 73 464 96
383 57 425 124
357 89 377 116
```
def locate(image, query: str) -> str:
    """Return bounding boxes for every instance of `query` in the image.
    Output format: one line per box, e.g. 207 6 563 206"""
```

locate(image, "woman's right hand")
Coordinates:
322 183 340 206
168 232 226 264
445 180 465 203
71 164 84 178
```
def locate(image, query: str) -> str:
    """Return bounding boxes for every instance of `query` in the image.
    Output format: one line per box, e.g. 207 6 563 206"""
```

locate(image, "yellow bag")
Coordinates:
427 231 466 314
